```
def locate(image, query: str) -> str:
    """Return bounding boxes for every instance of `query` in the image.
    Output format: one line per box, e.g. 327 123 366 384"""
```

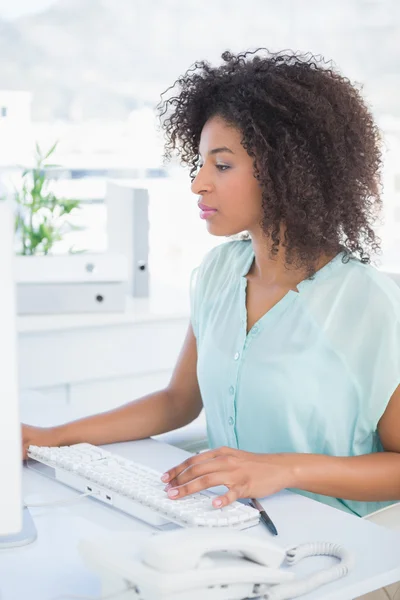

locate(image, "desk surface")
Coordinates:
1 438 400 600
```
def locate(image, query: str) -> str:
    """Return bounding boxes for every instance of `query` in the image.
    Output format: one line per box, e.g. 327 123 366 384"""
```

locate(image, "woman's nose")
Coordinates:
191 168 213 195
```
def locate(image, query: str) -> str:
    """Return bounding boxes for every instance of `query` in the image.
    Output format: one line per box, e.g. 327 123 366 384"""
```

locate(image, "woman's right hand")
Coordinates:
21 424 60 460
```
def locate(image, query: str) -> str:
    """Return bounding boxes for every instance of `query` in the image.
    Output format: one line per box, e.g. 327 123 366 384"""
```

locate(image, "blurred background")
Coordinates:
1 0 400 291
1 0 399 435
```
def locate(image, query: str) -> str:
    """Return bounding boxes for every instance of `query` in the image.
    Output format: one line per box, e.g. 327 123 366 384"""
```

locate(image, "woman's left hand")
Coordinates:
161 446 296 507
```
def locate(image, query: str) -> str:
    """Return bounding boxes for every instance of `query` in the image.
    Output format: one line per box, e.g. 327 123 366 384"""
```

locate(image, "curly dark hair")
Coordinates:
157 48 384 275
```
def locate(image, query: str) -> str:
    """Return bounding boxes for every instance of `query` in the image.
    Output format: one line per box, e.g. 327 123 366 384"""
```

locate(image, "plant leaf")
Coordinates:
44 141 58 160
14 139 82 255
60 199 81 214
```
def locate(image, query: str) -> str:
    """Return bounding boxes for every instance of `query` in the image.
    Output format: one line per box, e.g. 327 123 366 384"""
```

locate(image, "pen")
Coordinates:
250 498 278 536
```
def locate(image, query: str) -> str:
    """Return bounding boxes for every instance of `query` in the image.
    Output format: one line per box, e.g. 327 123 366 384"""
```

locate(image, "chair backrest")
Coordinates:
363 502 400 530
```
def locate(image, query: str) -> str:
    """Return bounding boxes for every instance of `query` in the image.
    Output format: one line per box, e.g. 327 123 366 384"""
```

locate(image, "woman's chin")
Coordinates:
206 221 245 237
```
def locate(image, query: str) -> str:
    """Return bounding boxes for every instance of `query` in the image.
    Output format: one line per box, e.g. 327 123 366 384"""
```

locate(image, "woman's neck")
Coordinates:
248 231 337 290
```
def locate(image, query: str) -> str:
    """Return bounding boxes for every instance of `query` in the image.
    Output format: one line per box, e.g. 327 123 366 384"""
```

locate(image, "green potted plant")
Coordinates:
7 142 129 315
14 141 82 255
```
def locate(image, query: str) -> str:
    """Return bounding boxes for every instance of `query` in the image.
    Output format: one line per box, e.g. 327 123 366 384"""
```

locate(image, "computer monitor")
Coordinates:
0 201 36 547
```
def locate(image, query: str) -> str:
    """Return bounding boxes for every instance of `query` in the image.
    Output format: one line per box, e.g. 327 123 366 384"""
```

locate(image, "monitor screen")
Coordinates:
0 201 22 537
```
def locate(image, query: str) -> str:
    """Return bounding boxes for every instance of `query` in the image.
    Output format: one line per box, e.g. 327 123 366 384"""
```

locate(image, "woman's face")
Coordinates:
191 115 263 237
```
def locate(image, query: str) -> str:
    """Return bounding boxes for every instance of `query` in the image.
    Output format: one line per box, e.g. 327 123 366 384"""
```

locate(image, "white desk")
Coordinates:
1 438 400 600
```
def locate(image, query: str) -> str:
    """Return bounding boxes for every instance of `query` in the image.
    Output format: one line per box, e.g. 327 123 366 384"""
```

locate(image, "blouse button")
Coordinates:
252 325 259 334
234 352 240 361
228 417 234 426
229 386 235 395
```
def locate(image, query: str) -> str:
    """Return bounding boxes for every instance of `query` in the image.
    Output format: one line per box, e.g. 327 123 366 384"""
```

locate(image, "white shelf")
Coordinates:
17 286 190 333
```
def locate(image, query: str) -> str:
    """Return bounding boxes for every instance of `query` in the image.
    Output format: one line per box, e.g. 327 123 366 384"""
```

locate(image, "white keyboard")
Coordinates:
27 443 260 530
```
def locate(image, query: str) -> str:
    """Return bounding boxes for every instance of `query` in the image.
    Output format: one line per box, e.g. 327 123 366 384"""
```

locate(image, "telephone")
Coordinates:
79 528 354 600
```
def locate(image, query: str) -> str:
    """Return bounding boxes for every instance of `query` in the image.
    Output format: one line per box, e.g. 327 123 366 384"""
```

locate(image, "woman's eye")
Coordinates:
196 163 229 172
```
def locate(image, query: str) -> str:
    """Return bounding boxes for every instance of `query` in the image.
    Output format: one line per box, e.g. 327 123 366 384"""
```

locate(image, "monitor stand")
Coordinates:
0 507 37 548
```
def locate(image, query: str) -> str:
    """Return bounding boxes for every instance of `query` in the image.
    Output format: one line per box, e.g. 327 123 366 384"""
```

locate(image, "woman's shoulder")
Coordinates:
198 238 253 277
191 239 252 305
299 254 400 339
190 239 252 332
307 253 400 315
346 259 400 319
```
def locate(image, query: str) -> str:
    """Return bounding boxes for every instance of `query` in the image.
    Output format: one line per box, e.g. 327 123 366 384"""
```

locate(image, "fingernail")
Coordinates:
161 473 170 482
213 499 222 507
164 483 171 491
168 488 179 498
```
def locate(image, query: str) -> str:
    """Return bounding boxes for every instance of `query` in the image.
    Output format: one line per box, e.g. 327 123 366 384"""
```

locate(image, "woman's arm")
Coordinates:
293 383 400 501
290 451 400 501
22 324 202 456
161 385 400 507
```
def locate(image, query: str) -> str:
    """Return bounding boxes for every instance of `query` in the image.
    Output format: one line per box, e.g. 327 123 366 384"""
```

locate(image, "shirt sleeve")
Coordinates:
367 315 400 430
300 264 400 432
347 272 400 431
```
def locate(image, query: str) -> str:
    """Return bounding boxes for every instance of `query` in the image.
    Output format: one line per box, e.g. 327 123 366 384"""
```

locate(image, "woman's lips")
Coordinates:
198 203 217 219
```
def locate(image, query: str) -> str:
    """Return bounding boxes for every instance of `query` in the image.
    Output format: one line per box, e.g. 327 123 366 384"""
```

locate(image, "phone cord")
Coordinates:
262 541 355 600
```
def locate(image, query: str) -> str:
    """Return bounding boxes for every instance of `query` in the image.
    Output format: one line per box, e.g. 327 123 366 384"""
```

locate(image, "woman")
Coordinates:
23 49 400 519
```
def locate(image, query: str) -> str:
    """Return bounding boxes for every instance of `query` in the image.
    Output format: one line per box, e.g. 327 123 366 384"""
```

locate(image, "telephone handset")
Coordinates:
80 527 354 600
142 527 287 572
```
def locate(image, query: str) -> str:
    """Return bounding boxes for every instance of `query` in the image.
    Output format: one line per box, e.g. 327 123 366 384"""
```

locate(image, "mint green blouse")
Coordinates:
190 239 400 517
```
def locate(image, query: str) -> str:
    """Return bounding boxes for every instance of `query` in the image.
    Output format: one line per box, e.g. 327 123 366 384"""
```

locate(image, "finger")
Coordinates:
161 448 229 483
166 472 231 499
212 488 240 508
167 456 231 488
